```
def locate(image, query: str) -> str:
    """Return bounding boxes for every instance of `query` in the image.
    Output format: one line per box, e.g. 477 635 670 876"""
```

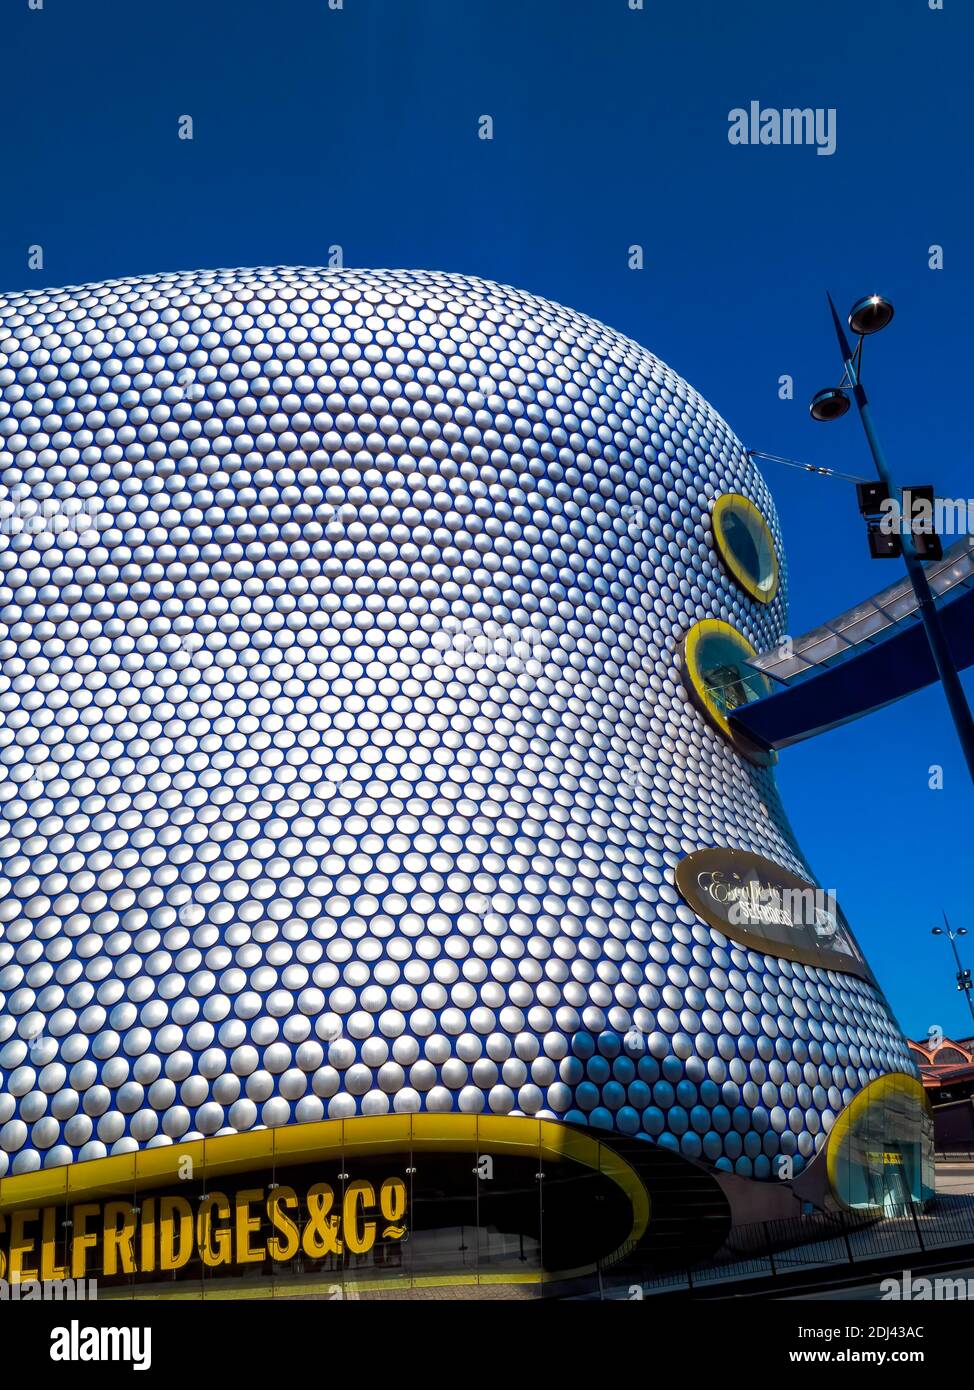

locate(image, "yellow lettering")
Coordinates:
197 1192 233 1267
266 1186 300 1262
159 1196 193 1271
0 1168 410 1287
102 1201 137 1277
40 1206 69 1281
379 1176 407 1226
140 1197 156 1274
234 1189 265 1264
70 1204 100 1279
302 1182 342 1258
9 1208 39 1284
343 1180 376 1256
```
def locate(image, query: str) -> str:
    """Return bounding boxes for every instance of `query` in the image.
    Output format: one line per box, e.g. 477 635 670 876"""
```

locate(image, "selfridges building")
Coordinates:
0 268 931 1297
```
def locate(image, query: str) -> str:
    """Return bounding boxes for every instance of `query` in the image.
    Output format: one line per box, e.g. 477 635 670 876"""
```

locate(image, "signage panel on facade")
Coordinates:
675 847 873 981
0 1169 408 1288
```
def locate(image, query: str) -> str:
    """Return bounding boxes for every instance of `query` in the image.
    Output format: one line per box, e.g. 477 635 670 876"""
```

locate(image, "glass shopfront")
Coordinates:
0 1116 649 1300
827 1072 935 1213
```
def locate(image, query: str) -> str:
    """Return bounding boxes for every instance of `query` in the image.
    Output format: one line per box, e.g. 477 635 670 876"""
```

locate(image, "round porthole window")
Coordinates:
683 619 774 765
712 494 779 604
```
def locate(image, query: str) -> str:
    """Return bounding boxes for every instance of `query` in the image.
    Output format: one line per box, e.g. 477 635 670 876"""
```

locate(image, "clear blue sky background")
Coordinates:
2 0 972 1041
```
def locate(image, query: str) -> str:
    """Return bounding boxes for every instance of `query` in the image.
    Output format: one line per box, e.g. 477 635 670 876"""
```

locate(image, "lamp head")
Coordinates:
848 294 895 337
810 387 851 422
932 927 943 935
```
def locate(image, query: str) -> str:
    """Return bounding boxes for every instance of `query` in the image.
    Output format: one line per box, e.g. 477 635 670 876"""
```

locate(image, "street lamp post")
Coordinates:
810 293 974 787
931 912 974 1027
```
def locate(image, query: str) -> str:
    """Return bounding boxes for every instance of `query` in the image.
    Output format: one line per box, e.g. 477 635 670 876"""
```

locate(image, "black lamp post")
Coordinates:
810 294 974 787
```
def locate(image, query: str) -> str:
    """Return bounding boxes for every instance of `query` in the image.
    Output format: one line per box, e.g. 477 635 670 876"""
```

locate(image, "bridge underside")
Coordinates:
729 582 974 751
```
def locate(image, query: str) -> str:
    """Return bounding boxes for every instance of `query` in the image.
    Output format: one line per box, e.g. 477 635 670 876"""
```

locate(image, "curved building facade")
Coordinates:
0 268 929 1293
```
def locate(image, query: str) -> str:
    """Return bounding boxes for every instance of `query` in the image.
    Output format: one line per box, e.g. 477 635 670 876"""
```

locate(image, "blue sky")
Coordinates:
2 0 972 1040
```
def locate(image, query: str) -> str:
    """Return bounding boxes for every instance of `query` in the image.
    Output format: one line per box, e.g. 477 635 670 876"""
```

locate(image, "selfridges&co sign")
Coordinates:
675 847 872 982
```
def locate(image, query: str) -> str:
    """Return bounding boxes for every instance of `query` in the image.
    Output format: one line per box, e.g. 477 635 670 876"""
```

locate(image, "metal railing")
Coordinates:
935 1144 974 1161
621 1193 974 1298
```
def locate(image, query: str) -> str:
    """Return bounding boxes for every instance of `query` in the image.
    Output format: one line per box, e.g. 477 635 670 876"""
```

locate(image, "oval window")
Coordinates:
683 619 773 764
713 493 779 604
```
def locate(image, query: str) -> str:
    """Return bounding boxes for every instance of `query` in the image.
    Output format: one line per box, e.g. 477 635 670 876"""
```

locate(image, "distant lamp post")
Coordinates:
932 913 974 1026
810 292 974 787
